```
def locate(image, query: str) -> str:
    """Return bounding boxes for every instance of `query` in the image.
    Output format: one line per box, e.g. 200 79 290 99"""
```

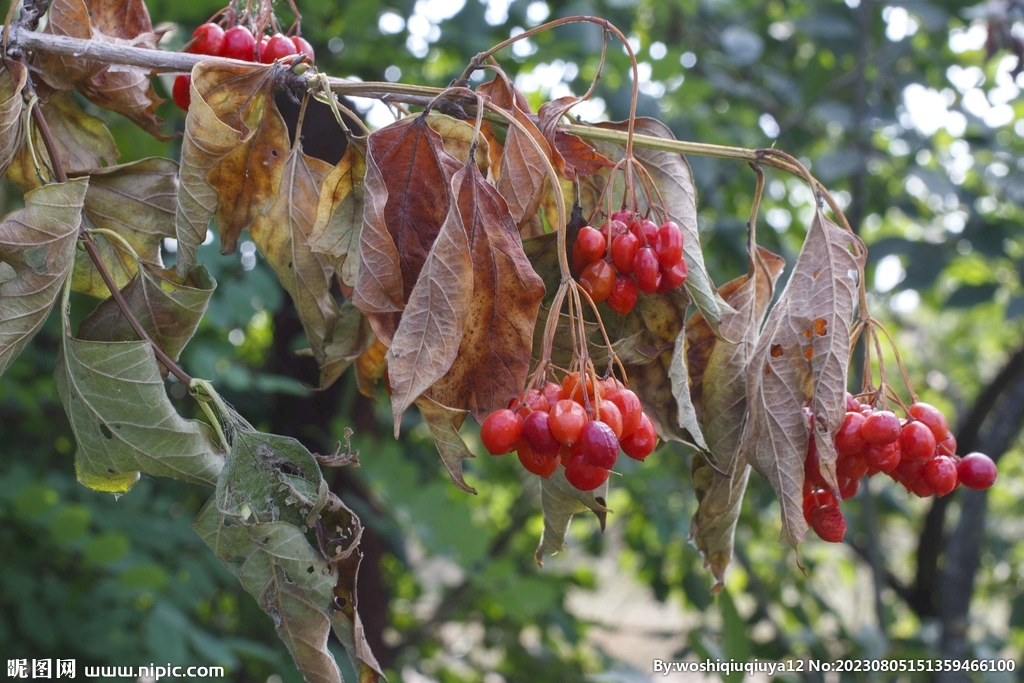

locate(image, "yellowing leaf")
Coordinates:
175 62 289 273
740 211 865 549
0 178 88 377
319 300 376 390
308 145 366 288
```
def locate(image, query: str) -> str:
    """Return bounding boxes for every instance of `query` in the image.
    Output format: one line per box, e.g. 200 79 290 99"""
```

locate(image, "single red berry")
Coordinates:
594 399 623 439
804 437 826 489
864 441 901 473
220 26 257 61
845 393 862 412
258 35 269 61
571 240 589 276
835 411 867 456
606 389 642 437
621 413 657 460
838 477 861 500
172 75 191 111
810 504 847 543
579 259 615 303
835 451 868 480
517 443 559 478
512 388 549 417
654 220 684 268
957 452 998 490
911 476 936 498
564 445 611 491
924 455 959 496
291 35 315 62
610 209 632 225
540 381 563 407
861 410 901 445
522 410 560 457
802 487 837 523
480 408 522 455
892 457 925 490
630 218 658 246
899 421 937 462
574 226 606 264
632 246 661 294
190 22 225 56
580 420 619 469
548 399 587 445
936 433 957 457
908 402 950 442
660 259 688 290
598 375 624 396
610 232 639 274
607 275 639 314
261 32 298 63
560 372 593 404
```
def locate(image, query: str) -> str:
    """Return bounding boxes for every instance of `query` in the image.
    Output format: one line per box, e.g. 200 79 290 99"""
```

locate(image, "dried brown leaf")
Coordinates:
740 211 865 549
0 61 27 178
354 338 387 398
319 300 376 390
175 62 289 273
426 112 489 174
308 145 366 288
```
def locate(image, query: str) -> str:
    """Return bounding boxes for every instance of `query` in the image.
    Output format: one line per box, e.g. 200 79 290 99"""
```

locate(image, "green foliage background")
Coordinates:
2 0 1023 681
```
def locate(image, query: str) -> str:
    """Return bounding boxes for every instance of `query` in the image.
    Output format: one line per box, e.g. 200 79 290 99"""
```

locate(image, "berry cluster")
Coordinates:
479 373 659 491
572 210 688 315
172 22 315 111
804 396 999 542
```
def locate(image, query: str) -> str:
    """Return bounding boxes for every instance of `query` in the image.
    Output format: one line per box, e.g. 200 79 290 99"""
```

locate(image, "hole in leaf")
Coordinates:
804 347 813 360
333 596 347 610
100 424 113 440
271 149 279 157
814 318 828 336
307 566 315 573
770 344 783 358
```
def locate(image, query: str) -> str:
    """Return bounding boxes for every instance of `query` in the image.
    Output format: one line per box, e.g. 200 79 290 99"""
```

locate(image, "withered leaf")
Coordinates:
535 469 609 566
687 247 785 591
740 211 865 549
319 300 376 390
250 145 340 365
537 96 613 181
415 395 477 494
73 157 178 298
427 162 545 422
175 61 289 273
592 118 731 331
0 61 27 178
77 264 215 369
387 196 473 432
7 91 119 191
354 338 387 398
425 112 489 174
308 145 366 288
0 178 88 377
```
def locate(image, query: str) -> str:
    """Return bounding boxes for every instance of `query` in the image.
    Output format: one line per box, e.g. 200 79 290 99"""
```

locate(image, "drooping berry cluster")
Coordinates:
172 22 315 111
572 210 688 315
804 396 999 542
479 373 659 491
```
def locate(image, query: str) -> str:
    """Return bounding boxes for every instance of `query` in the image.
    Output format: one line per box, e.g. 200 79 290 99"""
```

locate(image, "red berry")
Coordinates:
632 246 661 294
610 209 632 225
957 452 997 490
835 411 867 456
810 504 846 542
631 218 658 246
291 35 315 62
911 477 935 498
838 477 861 500
660 259 688 290
654 221 684 268
220 26 257 61
594 399 623 439
190 22 225 56
480 408 523 455
579 259 615 303
845 393 862 412
606 389 642 437
548 399 587 445
522 410 560 457
835 451 868 480
172 75 191 111
864 441 900 473
937 433 957 457
802 487 837 523
261 32 298 63
517 443 559 478
560 372 593 404
621 413 657 460
924 455 959 496
607 275 639 314
564 445 611 491
804 437 826 489
574 226 606 264
540 381 563 408
580 420 619 469
611 232 639 274
892 457 925 490
512 388 549 417
899 421 937 462
861 410 901 445
908 402 950 442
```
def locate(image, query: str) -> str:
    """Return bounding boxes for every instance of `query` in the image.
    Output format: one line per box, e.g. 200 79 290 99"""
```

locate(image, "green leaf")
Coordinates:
54 335 224 493
77 264 215 367
534 468 609 565
414 395 478 494
0 178 88 377
215 429 329 528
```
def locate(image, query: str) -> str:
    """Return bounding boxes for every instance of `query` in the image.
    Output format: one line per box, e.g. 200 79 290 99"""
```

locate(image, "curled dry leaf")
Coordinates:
319 300 376 390
536 96 613 181
77 264 215 371
739 211 865 549
250 145 340 366
0 178 88 377
175 62 289 274
0 61 27 178
535 468 609 566
687 247 785 591
355 338 388 399
308 144 366 288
